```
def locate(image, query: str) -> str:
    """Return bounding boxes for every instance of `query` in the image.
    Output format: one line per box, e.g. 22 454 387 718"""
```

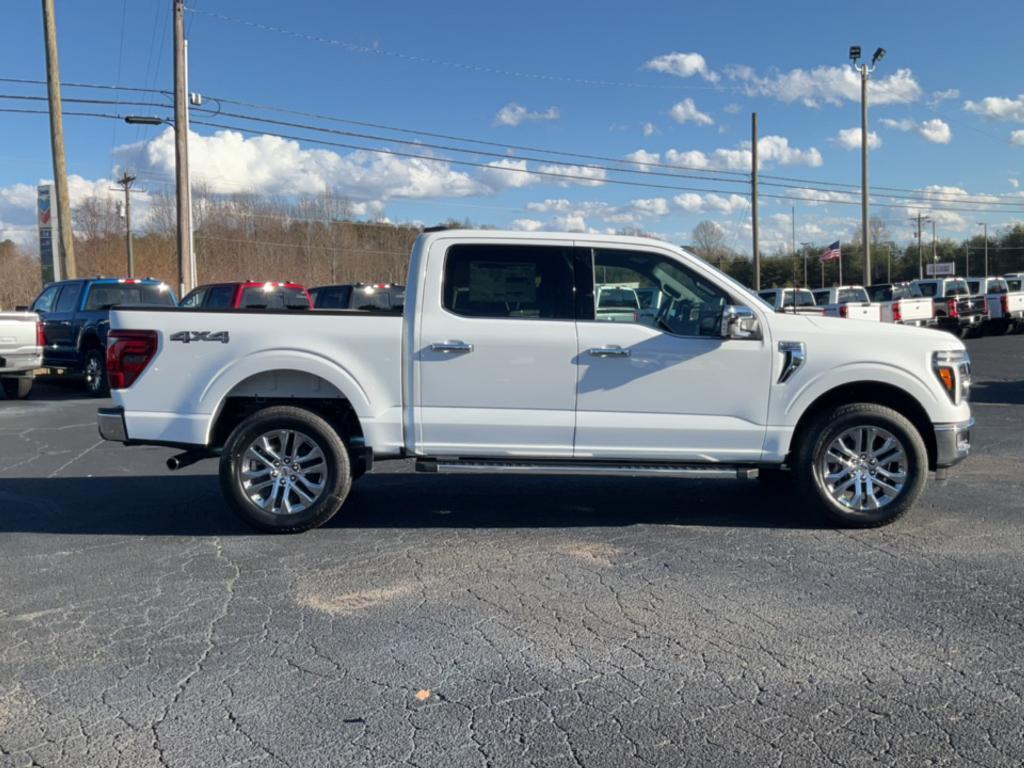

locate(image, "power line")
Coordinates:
184 7 715 92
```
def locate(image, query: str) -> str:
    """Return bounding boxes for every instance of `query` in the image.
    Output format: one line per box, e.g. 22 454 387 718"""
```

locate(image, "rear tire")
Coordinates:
83 348 109 397
1 377 32 399
220 406 351 533
793 403 928 528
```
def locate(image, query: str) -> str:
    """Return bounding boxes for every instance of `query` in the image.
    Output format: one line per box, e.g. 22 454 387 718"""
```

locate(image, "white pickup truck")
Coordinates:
966 277 1024 334
756 287 823 315
0 310 43 399
866 282 935 326
97 230 973 532
811 286 881 321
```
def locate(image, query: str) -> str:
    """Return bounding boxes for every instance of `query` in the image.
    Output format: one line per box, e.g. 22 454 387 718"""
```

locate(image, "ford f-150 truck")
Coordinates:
97 231 973 532
866 282 935 326
756 288 822 315
965 277 1024 334
0 311 43 399
913 278 986 338
32 277 177 395
811 286 880 321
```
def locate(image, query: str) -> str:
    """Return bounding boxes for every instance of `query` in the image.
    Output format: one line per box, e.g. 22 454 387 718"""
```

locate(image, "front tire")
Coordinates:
83 348 109 397
219 406 352 533
1 377 33 399
794 403 928 528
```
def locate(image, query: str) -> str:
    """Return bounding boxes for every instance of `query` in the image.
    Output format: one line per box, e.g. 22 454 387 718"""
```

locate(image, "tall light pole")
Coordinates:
173 0 194 296
850 45 885 286
978 222 989 277
911 213 930 279
931 219 937 266
111 171 138 277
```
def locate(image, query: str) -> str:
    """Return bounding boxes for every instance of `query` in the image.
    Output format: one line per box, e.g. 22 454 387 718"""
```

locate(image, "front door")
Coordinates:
37 282 82 364
413 239 579 457
574 245 772 463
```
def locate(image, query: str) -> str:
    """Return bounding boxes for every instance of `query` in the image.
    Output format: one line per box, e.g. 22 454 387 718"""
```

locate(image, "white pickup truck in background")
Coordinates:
0 310 43 399
966 277 1024 334
866 282 935 326
98 230 973 533
756 287 823 315
812 286 881 321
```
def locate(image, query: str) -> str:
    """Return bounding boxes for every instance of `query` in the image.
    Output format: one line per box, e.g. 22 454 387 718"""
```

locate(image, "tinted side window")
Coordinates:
916 282 937 297
205 286 236 309
54 283 82 312
443 244 574 320
33 284 61 313
592 249 731 338
314 286 352 309
181 288 207 308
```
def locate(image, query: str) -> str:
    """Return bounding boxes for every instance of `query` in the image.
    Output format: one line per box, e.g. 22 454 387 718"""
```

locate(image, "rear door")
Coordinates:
413 239 579 457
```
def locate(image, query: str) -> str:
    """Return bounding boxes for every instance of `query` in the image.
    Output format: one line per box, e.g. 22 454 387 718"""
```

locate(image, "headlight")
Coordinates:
933 350 971 405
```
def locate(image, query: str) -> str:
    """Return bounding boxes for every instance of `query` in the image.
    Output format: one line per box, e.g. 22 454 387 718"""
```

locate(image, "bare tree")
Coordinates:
691 220 727 267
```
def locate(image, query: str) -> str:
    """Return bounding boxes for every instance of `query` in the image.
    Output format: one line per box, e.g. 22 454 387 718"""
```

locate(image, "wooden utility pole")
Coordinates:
41 0 76 279
173 0 194 295
112 172 138 277
751 112 760 290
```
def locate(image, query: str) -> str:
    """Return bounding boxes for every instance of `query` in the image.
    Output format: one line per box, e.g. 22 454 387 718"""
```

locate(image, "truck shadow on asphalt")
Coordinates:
967 379 1024 405
0 473 825 536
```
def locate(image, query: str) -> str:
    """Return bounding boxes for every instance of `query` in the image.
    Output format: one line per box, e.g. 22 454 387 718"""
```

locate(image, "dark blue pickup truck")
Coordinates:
31 278 177 395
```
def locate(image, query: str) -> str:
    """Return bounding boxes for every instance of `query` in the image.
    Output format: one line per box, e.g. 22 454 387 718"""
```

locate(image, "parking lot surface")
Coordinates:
1 336 1022 768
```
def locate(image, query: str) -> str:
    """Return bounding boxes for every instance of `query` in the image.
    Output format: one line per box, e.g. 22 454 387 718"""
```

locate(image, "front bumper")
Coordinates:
934 418 974 469
97 406 128 443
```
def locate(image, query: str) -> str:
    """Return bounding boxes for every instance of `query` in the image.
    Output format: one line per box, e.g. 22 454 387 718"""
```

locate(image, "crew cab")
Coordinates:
912 278 985 338
310 283 406 311
0 310 43 399
965 277 1024 334
32 278 176 395
181 281 312 310
756 287 822 314
866 282 935 326
98 231 973 533
811 286 880 321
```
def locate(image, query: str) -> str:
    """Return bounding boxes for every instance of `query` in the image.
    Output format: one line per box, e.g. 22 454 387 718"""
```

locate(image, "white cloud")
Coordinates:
116 127 487 200
478 158 537 189
643 52 719 83
703 193 749 214
552 213 588 232
493 103 560 127
786 187 858 206
630 197 670 216
510 218 544 231
727 65 922 107
1010 178 1020 189
723 103 742 115
672 193 705 213
835 127 882 150
654 135 822 172
625 149 660 169
919 118 952 144
1011 130 1024 146
643 122 657 137
880 117 952 144
669 98 714 126
535 163 606 187
526 198 572 213
928 88 959 106
964 94 1024 122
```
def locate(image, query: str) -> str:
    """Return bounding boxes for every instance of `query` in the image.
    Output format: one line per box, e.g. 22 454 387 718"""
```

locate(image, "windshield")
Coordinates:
598 288 640 309
239 285 310 309
84 283 175 310
784 289 816 307
945 279 970 296
837 288 869 304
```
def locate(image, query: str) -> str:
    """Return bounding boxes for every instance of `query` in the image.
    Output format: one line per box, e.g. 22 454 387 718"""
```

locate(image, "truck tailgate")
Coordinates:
896 298 933 322
0 312 42 372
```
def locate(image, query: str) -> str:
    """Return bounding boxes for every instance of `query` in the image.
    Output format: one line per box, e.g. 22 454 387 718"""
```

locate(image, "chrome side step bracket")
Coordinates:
416 459 759 480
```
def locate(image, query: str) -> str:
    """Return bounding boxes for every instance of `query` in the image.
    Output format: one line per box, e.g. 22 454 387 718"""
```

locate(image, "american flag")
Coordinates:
820 241 841 262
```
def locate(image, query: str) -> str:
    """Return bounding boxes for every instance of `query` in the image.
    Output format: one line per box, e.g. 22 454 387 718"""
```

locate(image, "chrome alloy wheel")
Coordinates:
820 426 908 511
84 355 103 392
239 429 328 515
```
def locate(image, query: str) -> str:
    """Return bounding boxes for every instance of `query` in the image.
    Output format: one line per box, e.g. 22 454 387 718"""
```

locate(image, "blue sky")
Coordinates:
3 0 1024 253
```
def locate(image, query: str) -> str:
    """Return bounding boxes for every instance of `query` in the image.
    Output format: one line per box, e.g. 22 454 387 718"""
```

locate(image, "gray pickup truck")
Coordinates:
0 311 43 399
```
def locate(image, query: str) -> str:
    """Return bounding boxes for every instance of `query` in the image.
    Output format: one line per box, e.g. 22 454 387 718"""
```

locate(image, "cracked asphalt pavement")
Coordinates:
1 336 1022 767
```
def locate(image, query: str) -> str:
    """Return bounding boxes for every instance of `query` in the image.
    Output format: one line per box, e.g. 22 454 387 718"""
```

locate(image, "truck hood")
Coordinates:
768 311 966 352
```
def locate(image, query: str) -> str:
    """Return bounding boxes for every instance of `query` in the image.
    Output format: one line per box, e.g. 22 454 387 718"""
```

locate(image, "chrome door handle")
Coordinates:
430 340 474 354
588 345 630 358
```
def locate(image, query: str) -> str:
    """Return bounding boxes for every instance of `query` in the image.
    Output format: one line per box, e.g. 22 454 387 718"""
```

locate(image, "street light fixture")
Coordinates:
849 43 886 286
123 115 166 126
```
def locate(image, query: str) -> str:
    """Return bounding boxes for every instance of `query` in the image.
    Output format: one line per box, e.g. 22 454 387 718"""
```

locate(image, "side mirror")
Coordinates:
721 305 761 340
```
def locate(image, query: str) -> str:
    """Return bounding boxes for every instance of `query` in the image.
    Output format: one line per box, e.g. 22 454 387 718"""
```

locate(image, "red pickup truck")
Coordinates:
180 281 313 310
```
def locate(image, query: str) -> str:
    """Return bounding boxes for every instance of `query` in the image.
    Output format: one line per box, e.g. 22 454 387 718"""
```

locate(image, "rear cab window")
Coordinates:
239 285 310 309
83 282 176 310
837 288 869 304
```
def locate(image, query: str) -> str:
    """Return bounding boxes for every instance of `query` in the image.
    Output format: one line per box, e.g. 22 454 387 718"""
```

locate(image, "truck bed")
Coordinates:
0 311 42 374
108 307 405 452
